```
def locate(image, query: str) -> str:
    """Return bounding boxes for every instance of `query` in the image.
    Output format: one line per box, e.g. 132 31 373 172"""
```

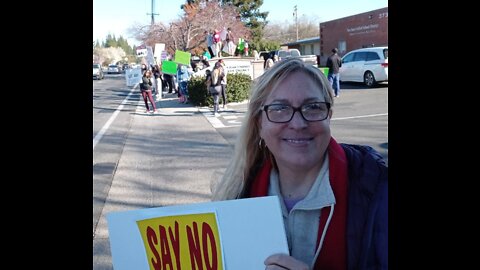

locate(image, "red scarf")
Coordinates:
248 137 348 270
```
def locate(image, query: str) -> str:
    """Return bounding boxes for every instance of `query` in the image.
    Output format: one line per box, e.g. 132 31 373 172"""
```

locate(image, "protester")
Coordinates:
224 27 236 56
217 59 228 110
209 62 224 116
212 58 388 269
205 30 215 58
139 70 157 114
176 64 193 104
213 29 222 58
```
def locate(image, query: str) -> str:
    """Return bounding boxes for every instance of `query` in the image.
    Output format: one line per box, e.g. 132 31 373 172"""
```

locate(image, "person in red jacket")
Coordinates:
212 58 388 269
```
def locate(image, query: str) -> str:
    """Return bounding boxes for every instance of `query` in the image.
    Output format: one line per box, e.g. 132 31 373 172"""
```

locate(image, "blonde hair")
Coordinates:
211 58 334 201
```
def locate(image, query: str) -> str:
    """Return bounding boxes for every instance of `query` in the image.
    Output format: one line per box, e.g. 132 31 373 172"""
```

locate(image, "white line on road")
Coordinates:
332 113 388 120
93 84 138 150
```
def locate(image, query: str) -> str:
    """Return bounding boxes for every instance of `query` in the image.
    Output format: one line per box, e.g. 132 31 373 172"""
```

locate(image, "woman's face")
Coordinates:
259 71 332 171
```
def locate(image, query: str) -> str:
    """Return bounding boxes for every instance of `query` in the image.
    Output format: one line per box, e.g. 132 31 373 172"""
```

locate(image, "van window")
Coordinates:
342 53 355 63
353 52 368 61
383 49 388 59
366 52 380 61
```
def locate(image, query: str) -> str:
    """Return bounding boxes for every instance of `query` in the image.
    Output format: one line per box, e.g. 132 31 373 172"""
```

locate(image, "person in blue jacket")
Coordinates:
212 58 387 270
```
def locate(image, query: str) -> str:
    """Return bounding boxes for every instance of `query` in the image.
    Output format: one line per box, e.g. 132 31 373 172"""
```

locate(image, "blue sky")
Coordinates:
93 0 388 46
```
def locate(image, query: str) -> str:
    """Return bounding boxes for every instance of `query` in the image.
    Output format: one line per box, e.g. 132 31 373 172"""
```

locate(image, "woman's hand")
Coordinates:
264 253 309 270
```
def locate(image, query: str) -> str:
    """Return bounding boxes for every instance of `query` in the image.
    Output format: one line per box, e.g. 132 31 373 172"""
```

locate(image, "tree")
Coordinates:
177 0 250 53
130 0 250 56
93 34 137 65
263 15 320 43
93 47 126 66
224 0 269 51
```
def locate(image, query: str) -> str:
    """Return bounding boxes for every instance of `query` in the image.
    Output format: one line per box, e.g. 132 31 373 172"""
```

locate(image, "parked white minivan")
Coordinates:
339 46 388 87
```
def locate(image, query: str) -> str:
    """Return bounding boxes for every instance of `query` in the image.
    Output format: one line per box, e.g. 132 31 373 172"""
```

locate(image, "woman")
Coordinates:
209 62 224 116
139 70 157 114
212 58 388 269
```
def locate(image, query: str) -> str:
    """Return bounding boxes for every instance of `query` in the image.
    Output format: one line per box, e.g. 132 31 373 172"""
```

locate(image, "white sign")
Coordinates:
160 50 168 61
146 46 156 66
154 43 165 60
125 68 143 87
107 196 288 270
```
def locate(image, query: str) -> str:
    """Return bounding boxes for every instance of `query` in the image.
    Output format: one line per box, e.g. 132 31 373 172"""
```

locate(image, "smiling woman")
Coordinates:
211 58 388 270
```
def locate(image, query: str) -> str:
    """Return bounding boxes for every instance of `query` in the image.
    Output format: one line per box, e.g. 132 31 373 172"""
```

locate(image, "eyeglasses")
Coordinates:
261 102 331 123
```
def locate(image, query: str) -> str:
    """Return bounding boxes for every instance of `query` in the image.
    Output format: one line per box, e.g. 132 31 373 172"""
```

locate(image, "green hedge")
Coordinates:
188 73 252 107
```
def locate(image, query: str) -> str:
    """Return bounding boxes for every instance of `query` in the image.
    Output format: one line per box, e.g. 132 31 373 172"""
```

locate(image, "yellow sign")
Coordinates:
137 212 223 270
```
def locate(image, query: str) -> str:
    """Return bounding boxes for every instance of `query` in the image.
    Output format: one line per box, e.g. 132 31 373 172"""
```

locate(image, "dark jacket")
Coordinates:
326 53 342 74
140 76 152 91
245 138 388 270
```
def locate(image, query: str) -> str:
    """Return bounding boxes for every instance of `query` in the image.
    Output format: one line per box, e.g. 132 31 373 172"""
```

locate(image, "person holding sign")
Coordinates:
139 70 157 114
212 58 388 269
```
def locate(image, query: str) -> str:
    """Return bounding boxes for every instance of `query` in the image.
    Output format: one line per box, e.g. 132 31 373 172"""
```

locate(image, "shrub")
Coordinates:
187 72 252 107
187 76 211 106
226 73 251 102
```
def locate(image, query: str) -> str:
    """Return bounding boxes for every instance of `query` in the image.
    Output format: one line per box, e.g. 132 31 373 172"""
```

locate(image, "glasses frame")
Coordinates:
261 102 331 123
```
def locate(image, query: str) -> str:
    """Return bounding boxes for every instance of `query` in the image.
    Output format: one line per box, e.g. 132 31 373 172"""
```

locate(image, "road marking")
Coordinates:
227 120 242 125
332 113 387 120
93 84 138 150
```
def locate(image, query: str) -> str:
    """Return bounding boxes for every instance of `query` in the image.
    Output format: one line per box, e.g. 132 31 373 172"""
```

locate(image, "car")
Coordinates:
93 63 104 80
107 64 120 74
339 46 388 87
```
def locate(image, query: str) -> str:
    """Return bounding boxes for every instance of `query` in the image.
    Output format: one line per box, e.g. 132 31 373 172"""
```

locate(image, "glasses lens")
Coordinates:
302 103 329 121
266 104 293 122
264 102 330 123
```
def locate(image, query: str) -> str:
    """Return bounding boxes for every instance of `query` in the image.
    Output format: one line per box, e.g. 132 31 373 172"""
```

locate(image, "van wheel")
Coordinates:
364 71 376 87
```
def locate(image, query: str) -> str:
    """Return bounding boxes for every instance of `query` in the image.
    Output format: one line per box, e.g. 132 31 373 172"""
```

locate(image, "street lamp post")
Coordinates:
293 5 298 41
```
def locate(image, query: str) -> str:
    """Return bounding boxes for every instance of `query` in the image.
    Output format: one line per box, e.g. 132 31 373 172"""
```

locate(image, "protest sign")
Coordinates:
107 196 288 270
161 61 178 75
174 50 191 66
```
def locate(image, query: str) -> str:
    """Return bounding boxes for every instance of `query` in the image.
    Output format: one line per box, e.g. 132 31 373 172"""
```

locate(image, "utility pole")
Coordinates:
147 0 159 25
293 5 298 41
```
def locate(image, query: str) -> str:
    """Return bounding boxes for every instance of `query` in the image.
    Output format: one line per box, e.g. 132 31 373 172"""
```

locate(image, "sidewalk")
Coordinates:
93 92 234 270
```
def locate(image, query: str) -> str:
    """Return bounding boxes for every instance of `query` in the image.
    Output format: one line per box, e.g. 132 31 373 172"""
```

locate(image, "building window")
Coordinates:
338 41 346 54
